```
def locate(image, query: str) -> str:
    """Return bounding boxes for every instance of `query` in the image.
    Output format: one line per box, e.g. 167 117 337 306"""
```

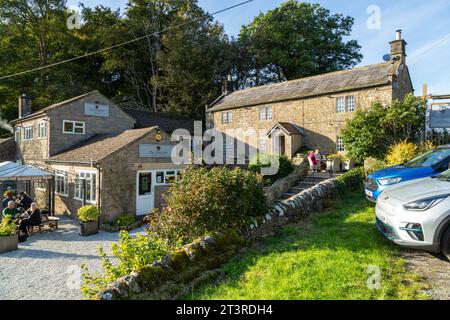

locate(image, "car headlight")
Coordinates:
378 177 403 186
403 195 449 211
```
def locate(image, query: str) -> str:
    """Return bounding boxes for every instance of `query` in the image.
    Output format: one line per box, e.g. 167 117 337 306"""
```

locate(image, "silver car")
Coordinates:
375 170 450 261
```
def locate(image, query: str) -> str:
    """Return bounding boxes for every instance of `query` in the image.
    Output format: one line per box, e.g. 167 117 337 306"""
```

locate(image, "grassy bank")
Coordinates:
187 192 427 300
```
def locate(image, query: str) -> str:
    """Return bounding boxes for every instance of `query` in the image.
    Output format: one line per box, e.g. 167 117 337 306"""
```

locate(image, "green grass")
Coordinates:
187 192 428 300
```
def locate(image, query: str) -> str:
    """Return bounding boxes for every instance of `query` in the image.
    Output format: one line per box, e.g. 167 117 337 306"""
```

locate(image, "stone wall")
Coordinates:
97 175 346 300
263 158 308 204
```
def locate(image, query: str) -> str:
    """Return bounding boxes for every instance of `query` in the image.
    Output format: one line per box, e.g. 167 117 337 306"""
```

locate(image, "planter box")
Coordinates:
344 159 355 171
0 234 18 254
80 221 99 237
326 159 342 173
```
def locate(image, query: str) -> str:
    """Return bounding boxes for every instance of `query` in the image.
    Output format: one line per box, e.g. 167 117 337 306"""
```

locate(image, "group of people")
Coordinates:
1 190 45 239
307 149 326 172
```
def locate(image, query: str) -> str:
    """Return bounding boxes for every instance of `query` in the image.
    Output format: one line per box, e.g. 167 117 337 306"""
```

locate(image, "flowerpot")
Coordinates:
344 160 355 171
0 234 18 254
327 159 342 173
79 221 99 237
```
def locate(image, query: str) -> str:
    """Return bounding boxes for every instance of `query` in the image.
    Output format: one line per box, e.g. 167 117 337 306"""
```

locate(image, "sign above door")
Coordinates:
139 144 174 158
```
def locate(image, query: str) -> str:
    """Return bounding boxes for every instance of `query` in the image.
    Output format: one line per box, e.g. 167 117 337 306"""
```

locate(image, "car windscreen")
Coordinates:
403 148 450 168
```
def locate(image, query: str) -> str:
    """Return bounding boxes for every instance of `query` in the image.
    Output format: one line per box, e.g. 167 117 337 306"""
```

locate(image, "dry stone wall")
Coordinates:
97 176 342 300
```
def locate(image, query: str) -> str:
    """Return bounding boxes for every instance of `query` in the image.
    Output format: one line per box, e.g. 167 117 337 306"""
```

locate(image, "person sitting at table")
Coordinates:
2 191 15 209
2 201 21 220
307 151 320 173
18 192 33 211
18 202 42 235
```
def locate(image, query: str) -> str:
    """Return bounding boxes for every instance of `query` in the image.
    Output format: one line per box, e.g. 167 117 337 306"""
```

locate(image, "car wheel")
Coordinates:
442 225 450 261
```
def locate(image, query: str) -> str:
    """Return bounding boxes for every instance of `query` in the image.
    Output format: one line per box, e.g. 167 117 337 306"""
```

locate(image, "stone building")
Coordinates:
10 90 195 221
206 31 414 158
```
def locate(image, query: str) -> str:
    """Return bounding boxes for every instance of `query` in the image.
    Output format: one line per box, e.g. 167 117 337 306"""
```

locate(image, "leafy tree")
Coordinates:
341 94 426 162
237 0 362 85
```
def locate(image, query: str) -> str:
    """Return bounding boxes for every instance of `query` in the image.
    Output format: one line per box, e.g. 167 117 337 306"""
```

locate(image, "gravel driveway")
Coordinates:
0 217 146 300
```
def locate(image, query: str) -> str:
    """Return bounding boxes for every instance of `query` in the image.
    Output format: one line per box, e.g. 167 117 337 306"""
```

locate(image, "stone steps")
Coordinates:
279 171 338 200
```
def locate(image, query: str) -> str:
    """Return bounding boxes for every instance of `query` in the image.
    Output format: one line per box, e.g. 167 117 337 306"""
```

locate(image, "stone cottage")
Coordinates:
206 31 414 158
10 90 195 221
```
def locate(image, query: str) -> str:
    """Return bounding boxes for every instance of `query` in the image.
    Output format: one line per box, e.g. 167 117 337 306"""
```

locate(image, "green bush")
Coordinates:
113 214 136 228
81 231 170 299
337 167 365 191
148 166 268 245
385 141 419 166
249 154 294 185
364 157 388 175
77 205 100 223
0 217 16 237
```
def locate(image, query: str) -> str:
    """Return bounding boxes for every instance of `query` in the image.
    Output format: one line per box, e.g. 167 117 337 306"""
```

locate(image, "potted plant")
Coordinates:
78 205 100 237
342 155 355 171
0 217 18 254
326 154 343 173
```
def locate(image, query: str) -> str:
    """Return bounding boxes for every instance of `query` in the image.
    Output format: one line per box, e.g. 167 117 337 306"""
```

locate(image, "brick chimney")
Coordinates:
222 74 234 96
389 30 407 64
18 94 32 119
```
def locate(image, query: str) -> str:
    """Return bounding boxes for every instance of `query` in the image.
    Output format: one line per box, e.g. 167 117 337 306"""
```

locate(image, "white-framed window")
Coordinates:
336 137 345 152
75 171 97 203
258 138 267 154
155 170 181 185
221 112 233 124
259 106 273 120
346 96 355 112
15 127 21 142
63 120 85 135
223 139 234 160
23 125 34 141
55 170 68 196
336 97 345 113
38 122 47 139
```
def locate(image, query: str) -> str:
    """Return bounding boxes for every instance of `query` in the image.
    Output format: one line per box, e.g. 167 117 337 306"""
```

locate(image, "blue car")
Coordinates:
365 145 450 202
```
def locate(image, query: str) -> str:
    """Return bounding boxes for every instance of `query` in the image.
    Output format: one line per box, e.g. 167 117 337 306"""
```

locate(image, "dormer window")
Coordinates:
63 120 85 135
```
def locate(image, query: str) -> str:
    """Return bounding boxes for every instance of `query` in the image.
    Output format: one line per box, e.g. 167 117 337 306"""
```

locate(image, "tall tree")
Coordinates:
237 0 362 85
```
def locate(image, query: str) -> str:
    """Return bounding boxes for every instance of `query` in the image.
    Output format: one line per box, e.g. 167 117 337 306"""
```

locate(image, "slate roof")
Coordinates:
46 127 158 164
268 122 305 137
208 62 394 112
121 107 196 134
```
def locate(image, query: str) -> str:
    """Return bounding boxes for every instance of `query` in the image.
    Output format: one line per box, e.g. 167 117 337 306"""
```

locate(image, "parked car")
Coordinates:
365 145 450 202
375 170 450 261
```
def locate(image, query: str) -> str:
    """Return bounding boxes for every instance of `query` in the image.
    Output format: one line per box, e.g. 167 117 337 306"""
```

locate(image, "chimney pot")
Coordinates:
396 30 402 40
222 75 234 96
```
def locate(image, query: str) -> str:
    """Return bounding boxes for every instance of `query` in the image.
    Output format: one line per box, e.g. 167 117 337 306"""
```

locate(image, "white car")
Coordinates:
375 170 450 261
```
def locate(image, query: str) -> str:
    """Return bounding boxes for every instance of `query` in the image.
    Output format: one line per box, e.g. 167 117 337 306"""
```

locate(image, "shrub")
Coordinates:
0 217 16 237
385 141 419 166
249 154 294 185
336 167 365 191
81 231 170 299
419 140 436 153
78 205 100 223
113 214 136 228
327 154 343 160
364 157 388 175
148 166 268 245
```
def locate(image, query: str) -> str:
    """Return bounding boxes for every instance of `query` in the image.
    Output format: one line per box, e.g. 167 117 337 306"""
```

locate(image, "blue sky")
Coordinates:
67 0 450 95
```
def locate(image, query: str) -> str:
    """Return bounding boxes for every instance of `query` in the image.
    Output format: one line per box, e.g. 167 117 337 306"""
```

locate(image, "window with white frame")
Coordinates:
63 120 85 134
221 112 233 124
259 106 273 120
346 96 355 112
23 125 34 141
55 170 68 196
336 137 345 152
155 170 181 185
38 122 47 139
75 171 97 203
336 97 345 113
15 128 21 142
223 139 234 160
258 138 267 154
